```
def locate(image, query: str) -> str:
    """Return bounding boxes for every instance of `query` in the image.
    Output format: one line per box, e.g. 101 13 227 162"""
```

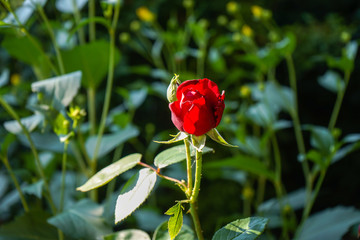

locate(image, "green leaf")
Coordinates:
296 206 360 240
55 0 87 13
77 153 142 192
207 128 237 148
2 0 47 26
205 155 275 181
86 125 139 159
306 125 334 156
31 71 82 110
246 102 277 128
22 180 44 199
154 145 213 169
154 132 188 144
3 114 43 134
318 70 344 93
61 40 120 88
165 203 184 240
0 69 9 88
0 209 58 240
212 217 268 240
275 32 296 56
344 40 358 61
53 113 68 136
115 169 157 223
18 133 65 153
263 82 295 115
153 221 195 240
102 229 151 240
48 199 111 240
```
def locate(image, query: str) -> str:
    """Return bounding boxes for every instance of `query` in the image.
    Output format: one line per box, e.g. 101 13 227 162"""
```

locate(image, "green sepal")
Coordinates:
165 202 184 240
207 128 237 148
154 132 189 144
191 134 206 152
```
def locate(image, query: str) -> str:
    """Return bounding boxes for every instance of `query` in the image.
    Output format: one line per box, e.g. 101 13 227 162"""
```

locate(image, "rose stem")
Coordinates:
184 139 193 197
190 149 204 240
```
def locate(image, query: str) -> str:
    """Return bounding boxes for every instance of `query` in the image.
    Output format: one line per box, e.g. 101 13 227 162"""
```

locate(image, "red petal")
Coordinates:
169 101 185 132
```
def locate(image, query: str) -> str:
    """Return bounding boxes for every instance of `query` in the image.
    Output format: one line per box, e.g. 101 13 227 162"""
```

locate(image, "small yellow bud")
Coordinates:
226 1 238 14
341 31 351 43
136 7 155 22
217 15 228 26
242 186 254 200
240 85 251 98
10 74 21 86
242 24 253 37
251 5 263 19
130 21 140 32
119 32 130 43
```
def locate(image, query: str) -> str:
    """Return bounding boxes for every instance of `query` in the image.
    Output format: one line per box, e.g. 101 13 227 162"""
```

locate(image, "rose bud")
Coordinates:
169 78 225 136
167 74 181 103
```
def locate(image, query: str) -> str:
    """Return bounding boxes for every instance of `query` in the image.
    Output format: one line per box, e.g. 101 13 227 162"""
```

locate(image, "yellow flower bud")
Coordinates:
251 5 263 19
240 85 251 98
136 7 155 22
242 24 253 37
10 74 21 86
226 1 238 14
242 186 254 200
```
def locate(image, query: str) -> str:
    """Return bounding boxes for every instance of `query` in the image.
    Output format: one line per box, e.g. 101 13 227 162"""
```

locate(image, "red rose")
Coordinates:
169 78 225 136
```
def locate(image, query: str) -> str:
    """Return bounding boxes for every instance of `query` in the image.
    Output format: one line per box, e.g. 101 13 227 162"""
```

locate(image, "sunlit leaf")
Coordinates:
153 221 195 240
154 145 213 169
207 128 237 148
56 0 88 13
3 114 43 134
212 217 268 240
154 132 188 144
31 71 82 110
2 0 47 25
115 169 157 223
165 202 184 240
77 153 142 192
102 229 151 240
296 206 360 240
48 199 111 240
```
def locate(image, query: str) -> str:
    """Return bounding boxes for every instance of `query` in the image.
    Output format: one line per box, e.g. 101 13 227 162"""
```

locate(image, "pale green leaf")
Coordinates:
205 155 275 181
306 125 334 156
48 199 111 240
3 114 43 134
77 153 142 192
296 206 360 240
212 217 268 240
153 222 195 240
102 229 151 240
154 145 213 169
154 132 188 144
165 203 184 240
318 70 344 93
31 71 82 110
207 128 237 148
56 0 87 13
86 125 139 159
0 69 9 88
115 169 157 223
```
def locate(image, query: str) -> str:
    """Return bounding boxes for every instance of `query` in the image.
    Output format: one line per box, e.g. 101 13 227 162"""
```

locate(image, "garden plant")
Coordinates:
1 0 360 240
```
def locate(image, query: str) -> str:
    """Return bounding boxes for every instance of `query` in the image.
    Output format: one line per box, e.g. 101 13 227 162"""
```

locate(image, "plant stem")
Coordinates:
0 97 57 214
59 141 69 212
90 1 121 201
138 162 186 188
87 87 97 136
89 0 96 41
328 70 351 130
184 139 193 197
0 154 29 212
190 150 204 240
36 4 65 75
71 0 86 45
285 54 311 201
